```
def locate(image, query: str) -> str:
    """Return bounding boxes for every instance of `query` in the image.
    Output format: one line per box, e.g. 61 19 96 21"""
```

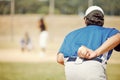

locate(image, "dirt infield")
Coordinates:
0 48 120 64
0 49 56 63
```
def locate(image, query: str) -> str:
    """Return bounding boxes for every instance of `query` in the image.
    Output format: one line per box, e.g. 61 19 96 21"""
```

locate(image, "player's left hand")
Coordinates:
77 46 97 59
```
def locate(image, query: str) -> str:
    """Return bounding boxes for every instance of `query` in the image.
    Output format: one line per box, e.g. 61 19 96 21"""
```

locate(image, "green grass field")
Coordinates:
0 62 65 80
107 63 120 80
0 62 120 80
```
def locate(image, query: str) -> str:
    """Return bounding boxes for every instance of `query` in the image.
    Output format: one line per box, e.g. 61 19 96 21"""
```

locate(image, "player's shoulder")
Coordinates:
102 26 118 30
102 27 119 33
66 27 84 37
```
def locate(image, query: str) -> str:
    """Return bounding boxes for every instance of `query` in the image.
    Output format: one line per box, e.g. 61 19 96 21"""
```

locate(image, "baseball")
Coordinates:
78 46 87 55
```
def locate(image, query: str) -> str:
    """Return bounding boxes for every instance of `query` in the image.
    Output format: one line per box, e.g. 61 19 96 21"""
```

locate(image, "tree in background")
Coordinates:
0 0 120 15
0 1 10 14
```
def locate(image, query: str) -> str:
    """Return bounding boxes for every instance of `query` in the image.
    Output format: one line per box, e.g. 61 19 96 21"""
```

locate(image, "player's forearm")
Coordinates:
95 33 120 56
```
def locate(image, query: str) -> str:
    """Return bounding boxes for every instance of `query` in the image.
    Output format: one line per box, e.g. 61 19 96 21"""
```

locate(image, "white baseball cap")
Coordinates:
85 6 104 16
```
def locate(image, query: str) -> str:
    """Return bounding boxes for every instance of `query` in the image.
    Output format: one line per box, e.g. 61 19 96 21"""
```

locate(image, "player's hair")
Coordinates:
39 18 47 31
84 10 104 26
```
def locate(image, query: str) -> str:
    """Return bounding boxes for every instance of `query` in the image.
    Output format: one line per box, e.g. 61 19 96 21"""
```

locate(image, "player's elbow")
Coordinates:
115 33 120 41
114 44 120 52
114 33 120 52
57 58 64 63
57 53 64 65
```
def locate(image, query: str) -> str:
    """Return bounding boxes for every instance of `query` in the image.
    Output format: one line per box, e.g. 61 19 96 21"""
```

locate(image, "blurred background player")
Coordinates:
38 17 48 56
20 32 33 52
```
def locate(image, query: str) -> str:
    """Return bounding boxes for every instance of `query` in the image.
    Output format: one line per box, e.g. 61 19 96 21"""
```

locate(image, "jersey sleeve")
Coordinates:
108 28 120 38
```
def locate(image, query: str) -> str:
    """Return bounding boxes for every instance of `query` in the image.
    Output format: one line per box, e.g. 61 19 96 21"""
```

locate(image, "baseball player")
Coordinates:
20 32 33 52
38 18 48 56
57 6 120 80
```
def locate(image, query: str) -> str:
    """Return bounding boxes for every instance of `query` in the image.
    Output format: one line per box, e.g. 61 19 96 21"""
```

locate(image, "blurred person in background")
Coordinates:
57 6 120 80
38 17 48 57
20 32 33 52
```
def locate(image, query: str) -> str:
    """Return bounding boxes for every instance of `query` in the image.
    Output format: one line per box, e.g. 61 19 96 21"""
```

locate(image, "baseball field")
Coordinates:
0 15 120 80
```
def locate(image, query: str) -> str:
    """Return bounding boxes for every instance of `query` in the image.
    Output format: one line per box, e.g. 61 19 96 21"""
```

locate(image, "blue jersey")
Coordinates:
59 25 119 61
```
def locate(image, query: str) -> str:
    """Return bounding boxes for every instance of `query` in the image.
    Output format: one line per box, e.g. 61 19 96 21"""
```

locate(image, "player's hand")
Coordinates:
86 51 98 59
77 46 97 59
77 45 90 59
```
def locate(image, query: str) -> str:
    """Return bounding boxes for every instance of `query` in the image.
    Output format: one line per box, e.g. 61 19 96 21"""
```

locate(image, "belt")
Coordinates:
67 57 103 63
